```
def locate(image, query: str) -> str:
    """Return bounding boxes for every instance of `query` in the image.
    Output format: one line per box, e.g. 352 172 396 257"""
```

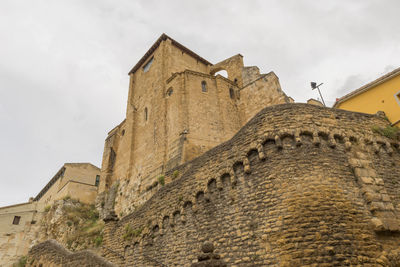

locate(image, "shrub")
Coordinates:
63 195 71 201
158 175 165 186
94 234 103 247
372 125 399 139
123 224 143 240
44 205 51 212
172 170 179 179
13 256 27 267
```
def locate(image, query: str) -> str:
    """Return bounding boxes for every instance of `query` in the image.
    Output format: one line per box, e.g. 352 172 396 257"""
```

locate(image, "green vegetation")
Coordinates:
63 195 71 201
123 224 144 241
372 125 399 139
172 170 179 179
13 256 27 267
63 202 104 250
44 205 51 212
158 175 165 186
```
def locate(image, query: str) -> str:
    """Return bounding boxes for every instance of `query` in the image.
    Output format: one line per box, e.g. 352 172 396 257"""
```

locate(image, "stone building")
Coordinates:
34 163 101 205
0 201 43 266
22 35 400 266
98 34 291 213
0 162 100 266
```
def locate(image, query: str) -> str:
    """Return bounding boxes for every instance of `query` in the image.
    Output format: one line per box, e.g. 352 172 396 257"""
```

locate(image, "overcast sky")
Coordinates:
0 0 399 207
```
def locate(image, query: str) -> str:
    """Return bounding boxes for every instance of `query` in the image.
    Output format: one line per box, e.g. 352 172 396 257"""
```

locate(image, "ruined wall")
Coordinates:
26 240 115 267
238 71 290 124
100 104 400 266
210 54 244 87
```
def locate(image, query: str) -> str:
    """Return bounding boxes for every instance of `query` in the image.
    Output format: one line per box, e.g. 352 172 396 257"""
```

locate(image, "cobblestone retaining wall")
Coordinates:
101 104 400 266
26 240 115 267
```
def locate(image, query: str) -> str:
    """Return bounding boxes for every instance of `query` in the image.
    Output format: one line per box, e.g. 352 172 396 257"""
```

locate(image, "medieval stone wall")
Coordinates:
26 240 115 267
98 104 400 266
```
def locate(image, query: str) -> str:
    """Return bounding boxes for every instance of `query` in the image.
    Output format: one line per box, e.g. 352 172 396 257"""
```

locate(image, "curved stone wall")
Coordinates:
100 104 400 266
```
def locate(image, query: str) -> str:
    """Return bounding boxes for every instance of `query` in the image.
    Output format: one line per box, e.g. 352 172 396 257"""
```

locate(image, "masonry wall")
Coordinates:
26 240 115 267
238 71 290 124
38 164 100 205
0 202 44 266
101 104 400 266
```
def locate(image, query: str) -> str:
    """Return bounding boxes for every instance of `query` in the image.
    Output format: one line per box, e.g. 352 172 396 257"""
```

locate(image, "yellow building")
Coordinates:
333 67 400 127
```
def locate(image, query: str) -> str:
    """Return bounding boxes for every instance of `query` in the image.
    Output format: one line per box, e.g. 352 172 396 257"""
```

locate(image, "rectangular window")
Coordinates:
143 57 154 73
12 216 21 225
95 175 100 187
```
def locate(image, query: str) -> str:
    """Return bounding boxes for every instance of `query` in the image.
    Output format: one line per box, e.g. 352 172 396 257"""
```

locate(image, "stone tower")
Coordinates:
98 34 291 212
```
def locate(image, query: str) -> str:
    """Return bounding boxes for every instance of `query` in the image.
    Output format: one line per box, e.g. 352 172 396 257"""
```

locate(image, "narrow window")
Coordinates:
143 57 154 73
109 148 116 171
229 88 235 99
234 78 238 84
201 81 207 92
397 92 400 101
121 129 125 136
95 175 100 187
166 87 173 97
144 107 148 121
12 216 21 225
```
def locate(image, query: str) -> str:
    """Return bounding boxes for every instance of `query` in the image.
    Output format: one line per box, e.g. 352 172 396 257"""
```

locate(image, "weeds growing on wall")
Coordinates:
12 256 27 267
62 201 104 250
158 175 165 186
123 224 144 240
172 170 179 180
372 125 399 139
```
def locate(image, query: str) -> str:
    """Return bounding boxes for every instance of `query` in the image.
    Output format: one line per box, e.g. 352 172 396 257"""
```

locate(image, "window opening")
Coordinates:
143 57 154 73
144 107 148 121
121 129 125 136
229 88 235 99
95 175 100 187
13 216 21 225
201 81 207 92
167 88 173 97
109 148 116 171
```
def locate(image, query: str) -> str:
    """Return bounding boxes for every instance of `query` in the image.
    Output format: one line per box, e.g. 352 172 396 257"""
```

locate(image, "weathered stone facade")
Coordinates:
98 34 290 216
19 35 400 266
92 104 400 266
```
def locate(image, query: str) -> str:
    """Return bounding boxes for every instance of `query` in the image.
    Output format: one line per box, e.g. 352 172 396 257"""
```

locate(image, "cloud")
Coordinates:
0 0 399 206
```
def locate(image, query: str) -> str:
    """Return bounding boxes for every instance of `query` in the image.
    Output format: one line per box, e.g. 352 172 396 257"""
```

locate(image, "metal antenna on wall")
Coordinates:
311 82 326 107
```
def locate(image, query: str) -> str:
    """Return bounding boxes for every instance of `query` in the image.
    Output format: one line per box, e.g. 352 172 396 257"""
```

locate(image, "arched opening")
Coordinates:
214 70 228 78
166 87 173 97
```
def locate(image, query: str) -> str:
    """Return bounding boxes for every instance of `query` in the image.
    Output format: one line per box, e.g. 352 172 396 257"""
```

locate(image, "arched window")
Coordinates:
229 88 235 99
144 107 148 121
166 87 173 97
201 81 207 92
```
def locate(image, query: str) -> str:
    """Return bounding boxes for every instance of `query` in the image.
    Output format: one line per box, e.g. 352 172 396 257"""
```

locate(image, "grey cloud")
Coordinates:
1 0 399 206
